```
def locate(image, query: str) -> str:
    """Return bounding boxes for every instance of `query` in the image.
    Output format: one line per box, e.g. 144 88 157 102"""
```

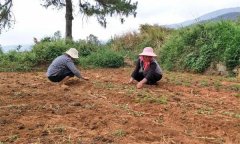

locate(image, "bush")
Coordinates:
0 38 115 71
83 48 124 68
109 24 172 61
73 40 100 57
160 21 240 73
0 50 36 71
31 40 70 64
0 46 3 54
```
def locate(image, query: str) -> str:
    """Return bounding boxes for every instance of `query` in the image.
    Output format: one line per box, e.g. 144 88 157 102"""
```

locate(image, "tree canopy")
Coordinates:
41 0 138 39
0 0 13 34
0 0 138 39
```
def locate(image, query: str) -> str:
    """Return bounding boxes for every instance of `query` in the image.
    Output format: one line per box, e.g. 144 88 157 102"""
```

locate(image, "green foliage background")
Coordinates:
0 21 239 75
0 36 125 71
79 48 124 68
160 21 240 73
109 24 172 60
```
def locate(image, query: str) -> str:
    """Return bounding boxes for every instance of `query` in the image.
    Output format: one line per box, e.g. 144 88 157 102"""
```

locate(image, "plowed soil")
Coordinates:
0 68 240 144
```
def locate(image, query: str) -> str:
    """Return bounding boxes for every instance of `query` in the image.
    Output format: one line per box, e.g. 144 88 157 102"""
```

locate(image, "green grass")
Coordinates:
52 126 66 134
113 104 144 117
93 81 118 90
197 107 214 115
153 115 164 125
227 84 240 92
234 93 240 98
135 92 168 104
199 80 209 87
112 129 127 137
222 111 240 119
122 85 136 95
235 114 240 119
8 134 19 143
213 81 222 91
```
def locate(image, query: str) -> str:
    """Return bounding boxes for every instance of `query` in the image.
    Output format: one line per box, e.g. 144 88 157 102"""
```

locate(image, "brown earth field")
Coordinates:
0 67 240 144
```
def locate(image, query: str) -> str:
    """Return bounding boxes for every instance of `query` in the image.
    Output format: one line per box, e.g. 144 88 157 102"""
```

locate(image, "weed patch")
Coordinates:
135 92 168 104
196 107 214 115
112 129 127 137
113 104 144 117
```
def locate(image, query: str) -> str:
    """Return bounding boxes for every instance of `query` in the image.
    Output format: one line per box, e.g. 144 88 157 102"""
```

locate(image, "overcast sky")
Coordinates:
1 0 240 46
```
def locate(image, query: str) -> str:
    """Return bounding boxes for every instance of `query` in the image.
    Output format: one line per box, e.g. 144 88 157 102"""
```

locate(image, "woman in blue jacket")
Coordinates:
47 48 89 87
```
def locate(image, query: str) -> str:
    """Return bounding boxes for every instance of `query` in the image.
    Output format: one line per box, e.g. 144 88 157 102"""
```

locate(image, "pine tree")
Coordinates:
0 0 138 39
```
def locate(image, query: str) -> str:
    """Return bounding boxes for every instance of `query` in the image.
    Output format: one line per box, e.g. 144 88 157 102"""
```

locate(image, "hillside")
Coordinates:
208 12 240 21
1 44 32 53
167 7 240 28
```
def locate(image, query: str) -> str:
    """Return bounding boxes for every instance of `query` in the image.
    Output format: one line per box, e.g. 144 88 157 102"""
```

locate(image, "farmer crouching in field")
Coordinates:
129 47 163 89
47 48 89 88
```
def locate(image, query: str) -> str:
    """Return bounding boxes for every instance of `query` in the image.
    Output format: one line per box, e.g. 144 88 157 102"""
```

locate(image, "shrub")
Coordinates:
109 24 172 61
31 40 70 64
0 38 111 71
160 21 240 73
0 46 3 54
74 40 100 57
84 48 124 68
0 50 36 71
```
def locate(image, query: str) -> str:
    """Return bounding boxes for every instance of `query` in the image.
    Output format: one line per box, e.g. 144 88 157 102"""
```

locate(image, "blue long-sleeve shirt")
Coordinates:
47 54 82 78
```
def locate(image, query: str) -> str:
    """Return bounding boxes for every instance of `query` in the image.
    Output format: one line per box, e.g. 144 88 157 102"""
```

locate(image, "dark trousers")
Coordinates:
48 71 74 82
132 72 162 85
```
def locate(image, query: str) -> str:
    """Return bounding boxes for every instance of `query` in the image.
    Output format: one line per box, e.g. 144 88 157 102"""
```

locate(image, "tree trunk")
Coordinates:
65 0 73 40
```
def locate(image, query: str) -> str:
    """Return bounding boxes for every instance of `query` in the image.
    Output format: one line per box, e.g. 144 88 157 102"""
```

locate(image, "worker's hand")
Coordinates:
136 78 147 89
128 77 134 84
82 77 89 81
137 81 144 89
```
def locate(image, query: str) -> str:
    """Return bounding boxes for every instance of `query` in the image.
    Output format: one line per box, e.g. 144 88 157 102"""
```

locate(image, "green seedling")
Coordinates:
112 129 127 137
197 107 214 115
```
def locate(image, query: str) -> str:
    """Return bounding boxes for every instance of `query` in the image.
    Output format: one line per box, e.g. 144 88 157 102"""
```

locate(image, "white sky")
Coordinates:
1 0 240 46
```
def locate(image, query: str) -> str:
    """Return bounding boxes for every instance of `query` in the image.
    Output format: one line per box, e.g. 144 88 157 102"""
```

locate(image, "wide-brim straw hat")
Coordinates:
139 47 157 57
65 48 79 59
